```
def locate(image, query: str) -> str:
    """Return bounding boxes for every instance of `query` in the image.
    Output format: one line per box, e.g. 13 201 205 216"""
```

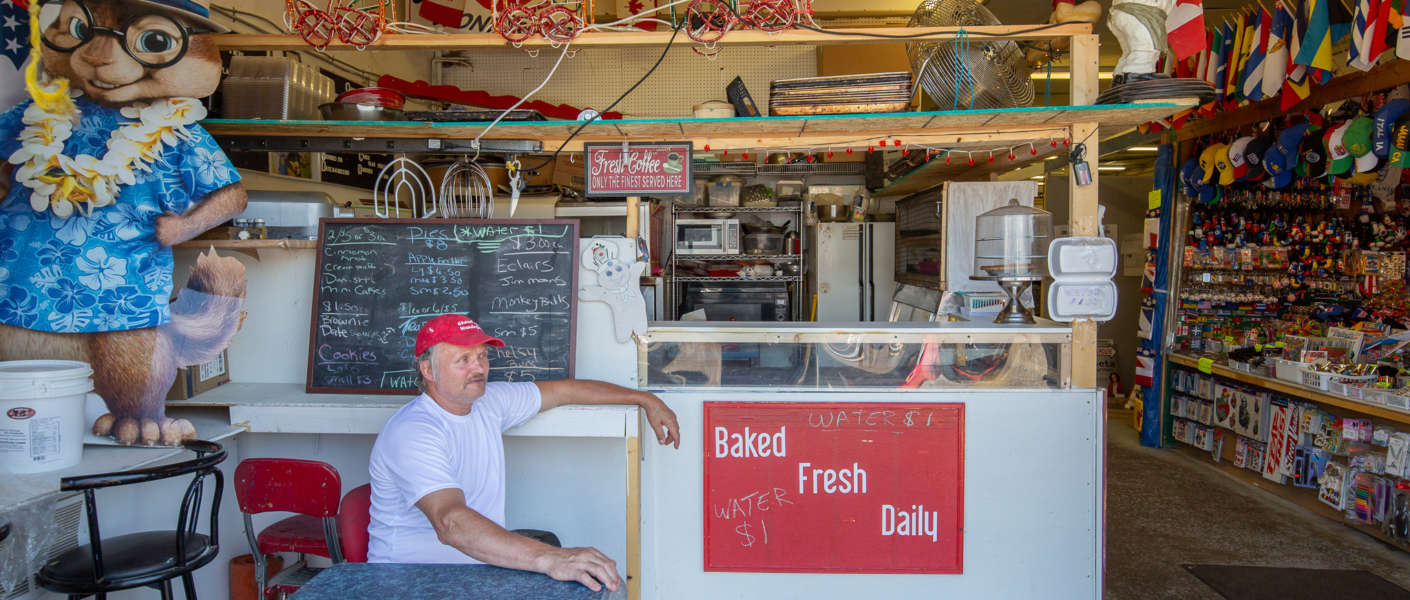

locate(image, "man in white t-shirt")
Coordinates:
367 314 680 593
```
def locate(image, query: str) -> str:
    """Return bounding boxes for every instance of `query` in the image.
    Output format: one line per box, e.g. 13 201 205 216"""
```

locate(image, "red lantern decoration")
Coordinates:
704 144 711 151
967 154 974 166
827 151 834 158
846 147 853 155
743 152 749 159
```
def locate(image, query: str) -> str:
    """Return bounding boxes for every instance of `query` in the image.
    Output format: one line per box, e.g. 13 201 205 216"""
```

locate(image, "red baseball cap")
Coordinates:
415 314 505 356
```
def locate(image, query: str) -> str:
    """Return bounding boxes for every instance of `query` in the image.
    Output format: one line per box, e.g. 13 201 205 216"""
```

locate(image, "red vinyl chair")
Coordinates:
234 459 344 599
338 484 372 563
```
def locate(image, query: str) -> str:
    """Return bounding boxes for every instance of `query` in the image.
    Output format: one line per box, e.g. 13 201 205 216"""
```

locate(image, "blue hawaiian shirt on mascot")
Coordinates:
0 96 240 333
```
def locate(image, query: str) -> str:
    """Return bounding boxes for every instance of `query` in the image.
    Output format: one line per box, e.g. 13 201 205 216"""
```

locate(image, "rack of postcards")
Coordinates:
1167 363 1410 544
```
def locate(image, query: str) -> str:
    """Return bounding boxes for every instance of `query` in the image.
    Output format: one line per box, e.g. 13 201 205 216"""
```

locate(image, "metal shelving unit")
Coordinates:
668 204 807 320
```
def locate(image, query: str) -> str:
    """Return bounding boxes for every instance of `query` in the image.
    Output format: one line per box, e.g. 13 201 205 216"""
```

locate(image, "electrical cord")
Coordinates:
519 21 685 173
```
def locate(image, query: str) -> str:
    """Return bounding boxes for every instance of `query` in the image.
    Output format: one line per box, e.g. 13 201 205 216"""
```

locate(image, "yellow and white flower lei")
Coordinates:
7 96 206 218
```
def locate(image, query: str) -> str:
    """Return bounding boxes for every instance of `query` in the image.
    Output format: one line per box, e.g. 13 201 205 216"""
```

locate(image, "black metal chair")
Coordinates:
36 440 227 600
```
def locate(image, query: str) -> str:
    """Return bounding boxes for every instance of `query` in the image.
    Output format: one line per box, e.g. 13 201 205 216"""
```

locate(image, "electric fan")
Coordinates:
906 0 1034 110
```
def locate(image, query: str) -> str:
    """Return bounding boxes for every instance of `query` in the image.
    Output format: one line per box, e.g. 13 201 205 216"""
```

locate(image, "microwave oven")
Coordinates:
675 218 741 255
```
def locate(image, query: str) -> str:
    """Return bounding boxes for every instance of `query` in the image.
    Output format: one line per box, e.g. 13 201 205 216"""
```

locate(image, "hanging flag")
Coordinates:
1331 0 1356 41
1295 0 1338 84
1349 0 1376 71
1196 31 1211 83
1265 2 1291 99
1228 10 1250 100
1398 0 1410 60
1287 0 1308 83
1283 1 1312 110
1214 22 1232 103
1 0 29 70
1168 0 1208 61
1368 0 1394 65
1241 8 1269 101
1212 23 1223 102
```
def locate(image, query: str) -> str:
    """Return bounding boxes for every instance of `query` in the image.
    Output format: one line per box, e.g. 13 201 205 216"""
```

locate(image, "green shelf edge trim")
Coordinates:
202 102 1188 129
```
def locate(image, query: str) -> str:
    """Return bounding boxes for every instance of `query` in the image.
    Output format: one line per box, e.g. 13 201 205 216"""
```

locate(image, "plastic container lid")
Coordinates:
1046 281 1118 322
0 360 93 400
1047 236 1118 280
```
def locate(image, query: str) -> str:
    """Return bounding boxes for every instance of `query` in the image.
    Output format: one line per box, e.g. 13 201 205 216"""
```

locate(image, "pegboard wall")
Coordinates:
436 45 817 118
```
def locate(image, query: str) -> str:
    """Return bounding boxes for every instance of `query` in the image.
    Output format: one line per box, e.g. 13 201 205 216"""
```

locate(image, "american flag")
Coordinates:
0 0 29 70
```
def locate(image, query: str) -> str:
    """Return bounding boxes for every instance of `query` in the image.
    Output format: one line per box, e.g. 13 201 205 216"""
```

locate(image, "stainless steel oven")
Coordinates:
679 283 792 321
674 218 741 255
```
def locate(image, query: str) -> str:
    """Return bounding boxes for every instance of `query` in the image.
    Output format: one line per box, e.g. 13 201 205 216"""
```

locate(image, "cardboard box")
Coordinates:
553 153 585 190
167 349 230 401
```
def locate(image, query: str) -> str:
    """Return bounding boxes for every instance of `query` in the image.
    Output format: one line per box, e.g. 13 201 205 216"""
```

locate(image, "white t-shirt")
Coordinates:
366 382 542 564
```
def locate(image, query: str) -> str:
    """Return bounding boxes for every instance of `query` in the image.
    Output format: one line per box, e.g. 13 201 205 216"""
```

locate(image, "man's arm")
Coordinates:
534 380 681 448
416 488 621 592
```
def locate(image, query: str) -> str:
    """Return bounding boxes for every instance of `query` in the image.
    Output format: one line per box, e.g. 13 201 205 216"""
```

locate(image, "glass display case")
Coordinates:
638 321 1072 390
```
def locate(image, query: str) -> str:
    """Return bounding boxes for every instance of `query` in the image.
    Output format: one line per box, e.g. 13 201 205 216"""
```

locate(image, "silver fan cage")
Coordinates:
906 0 1034 110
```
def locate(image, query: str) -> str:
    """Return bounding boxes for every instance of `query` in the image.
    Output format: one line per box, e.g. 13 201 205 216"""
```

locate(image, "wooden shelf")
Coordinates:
212 24 1094 52
202 100 1197 156
174 239 317 250
1167 353 1410 426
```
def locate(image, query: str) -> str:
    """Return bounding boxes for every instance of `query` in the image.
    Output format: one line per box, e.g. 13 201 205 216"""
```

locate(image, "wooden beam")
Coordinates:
1068 122 1099 389
1175 59 1410 141
625 196 641 239
212 24 1095 52
625 433 641 600
1065 34 1100 389
1068 34 1101 106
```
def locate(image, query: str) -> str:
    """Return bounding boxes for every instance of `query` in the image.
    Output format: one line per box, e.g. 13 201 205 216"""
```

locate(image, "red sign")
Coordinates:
583 142 692 196
703 402 964 573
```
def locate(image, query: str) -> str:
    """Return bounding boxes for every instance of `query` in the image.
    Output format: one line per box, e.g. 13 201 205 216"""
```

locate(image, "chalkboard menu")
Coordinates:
307 219 578 393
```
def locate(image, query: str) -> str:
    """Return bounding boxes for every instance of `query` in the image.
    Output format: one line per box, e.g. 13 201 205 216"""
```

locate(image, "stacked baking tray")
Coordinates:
768 72 912 116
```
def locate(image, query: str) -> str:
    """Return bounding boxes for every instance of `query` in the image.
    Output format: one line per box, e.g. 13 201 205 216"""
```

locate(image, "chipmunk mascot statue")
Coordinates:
0 0 247 445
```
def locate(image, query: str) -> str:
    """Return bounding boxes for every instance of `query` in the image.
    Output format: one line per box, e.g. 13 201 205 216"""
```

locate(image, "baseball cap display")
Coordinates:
1393 115 1410 167
1213 143 1237 185
1265 123 1309 189
1324 122 1353 176
1180 159 1201 196
1343 116 1379 172
1242 135 1275 181
1374 99 1410 156
1298 127 1327 177
1227 136 1254 180
1340 169 1379 186
1199 144 1222 183
415 314 506 356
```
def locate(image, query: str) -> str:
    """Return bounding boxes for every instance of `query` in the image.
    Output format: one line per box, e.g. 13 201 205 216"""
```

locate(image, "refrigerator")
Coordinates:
807 222 896 321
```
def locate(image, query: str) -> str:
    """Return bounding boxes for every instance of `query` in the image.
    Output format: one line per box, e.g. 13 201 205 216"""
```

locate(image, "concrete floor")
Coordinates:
1104 412 1410 599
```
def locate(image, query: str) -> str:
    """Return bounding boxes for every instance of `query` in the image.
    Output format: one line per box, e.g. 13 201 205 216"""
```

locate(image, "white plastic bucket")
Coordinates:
0 360 92 474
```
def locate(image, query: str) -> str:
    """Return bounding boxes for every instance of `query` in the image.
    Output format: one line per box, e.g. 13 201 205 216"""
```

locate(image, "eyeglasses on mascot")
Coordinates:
0 0 247 446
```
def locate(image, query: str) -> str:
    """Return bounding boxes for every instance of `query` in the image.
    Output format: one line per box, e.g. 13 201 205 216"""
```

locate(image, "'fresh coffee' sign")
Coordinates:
584 142 692 196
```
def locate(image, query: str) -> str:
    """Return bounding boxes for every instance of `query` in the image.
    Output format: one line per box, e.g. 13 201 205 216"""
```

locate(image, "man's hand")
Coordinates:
536 546 620 593
640 392 680 448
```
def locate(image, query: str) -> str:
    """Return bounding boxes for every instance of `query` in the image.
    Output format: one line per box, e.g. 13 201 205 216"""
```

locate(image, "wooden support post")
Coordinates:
625 431 641 600
626 196 641 239
1069 34 1101 106
1069 122 1100 389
